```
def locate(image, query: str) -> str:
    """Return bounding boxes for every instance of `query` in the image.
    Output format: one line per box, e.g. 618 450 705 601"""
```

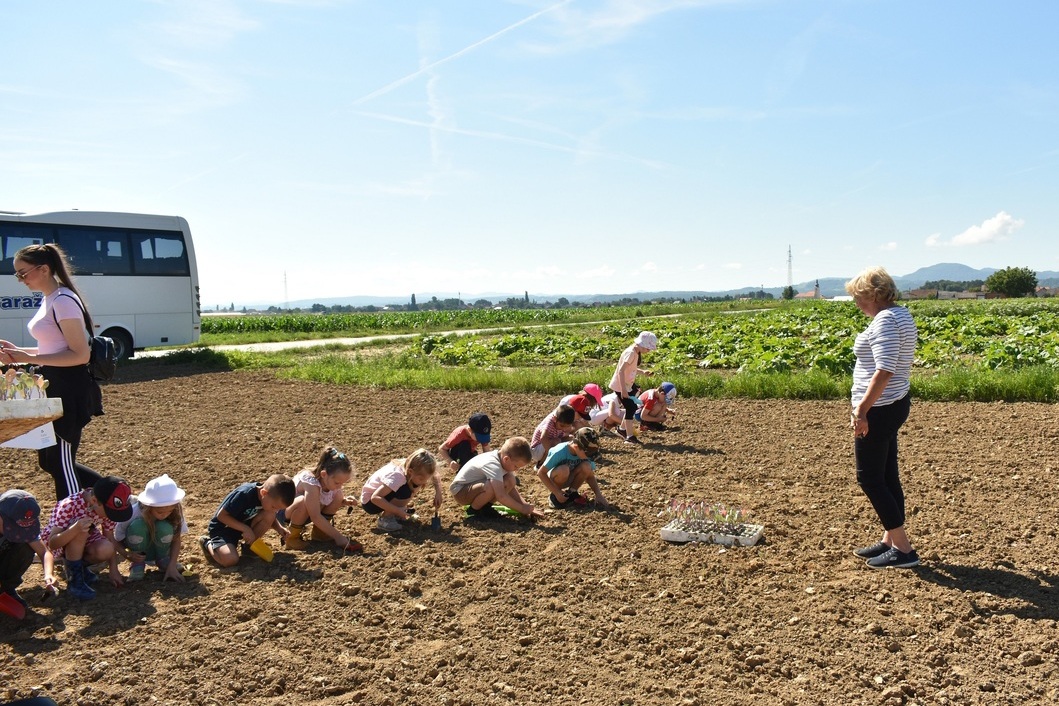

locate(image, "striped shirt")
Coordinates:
851 305 917 407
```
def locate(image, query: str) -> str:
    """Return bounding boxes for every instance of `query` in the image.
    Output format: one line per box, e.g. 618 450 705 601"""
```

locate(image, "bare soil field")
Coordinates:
2 362 1058 705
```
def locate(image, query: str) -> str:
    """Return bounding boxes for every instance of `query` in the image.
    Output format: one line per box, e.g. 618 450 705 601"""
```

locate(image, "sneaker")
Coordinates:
624 435 642 445
548 493 565 509
198 535 212 561
615 427 627 439
853 541 891 559
377 516 402 532
128 562 146 582
866 547 920 569
466 504 502 520
566 491 590 507
638 423 651 433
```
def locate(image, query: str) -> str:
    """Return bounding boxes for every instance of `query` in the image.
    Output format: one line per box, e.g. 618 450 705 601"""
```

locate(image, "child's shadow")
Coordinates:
655 440 724 456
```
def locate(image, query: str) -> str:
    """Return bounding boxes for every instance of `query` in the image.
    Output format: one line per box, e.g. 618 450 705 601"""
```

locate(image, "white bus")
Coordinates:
0 210 201 359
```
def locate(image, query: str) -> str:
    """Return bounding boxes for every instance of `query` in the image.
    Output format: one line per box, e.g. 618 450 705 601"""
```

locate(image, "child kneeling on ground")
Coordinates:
450 437 544 521
361 449 443 532
537 428 610 510
115 474 189 582
200 474 295 567
284 446 360 553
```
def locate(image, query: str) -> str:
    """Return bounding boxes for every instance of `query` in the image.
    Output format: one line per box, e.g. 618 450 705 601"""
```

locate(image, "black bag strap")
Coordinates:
50 292 92 337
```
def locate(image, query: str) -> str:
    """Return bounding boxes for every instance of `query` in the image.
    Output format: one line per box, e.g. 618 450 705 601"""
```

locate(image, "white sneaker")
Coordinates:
377 516 402 532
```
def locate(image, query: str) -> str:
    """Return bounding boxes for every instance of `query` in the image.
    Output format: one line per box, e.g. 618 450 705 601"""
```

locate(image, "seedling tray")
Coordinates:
0 398 63 445
660 519 764 547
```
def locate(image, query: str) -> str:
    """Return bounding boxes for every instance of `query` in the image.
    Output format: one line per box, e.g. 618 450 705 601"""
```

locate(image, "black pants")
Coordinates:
855 394 911 531
37 428 102 501
446 440 477 470
0 539 35 592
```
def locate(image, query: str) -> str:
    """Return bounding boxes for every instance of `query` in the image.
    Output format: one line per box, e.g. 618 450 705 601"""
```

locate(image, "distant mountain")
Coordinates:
218 263 1059 309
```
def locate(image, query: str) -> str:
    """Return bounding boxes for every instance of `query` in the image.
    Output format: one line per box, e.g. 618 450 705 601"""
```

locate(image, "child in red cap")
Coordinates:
42 476 133 600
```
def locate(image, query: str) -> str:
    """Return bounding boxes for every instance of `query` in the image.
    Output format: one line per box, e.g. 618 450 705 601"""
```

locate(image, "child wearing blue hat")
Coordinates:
438 413 492 473
636 382 677 432
0 489 58 617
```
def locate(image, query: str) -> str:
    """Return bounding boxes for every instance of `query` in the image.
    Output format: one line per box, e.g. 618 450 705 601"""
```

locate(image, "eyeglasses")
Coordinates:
14 264 44 281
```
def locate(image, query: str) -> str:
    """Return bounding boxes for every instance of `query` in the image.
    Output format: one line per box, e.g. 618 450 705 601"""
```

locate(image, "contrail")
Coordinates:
352 0 573 106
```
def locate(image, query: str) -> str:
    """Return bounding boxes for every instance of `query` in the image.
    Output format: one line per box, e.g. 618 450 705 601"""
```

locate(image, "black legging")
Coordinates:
854 394 911 530
0 539 35 592
37 426 102 501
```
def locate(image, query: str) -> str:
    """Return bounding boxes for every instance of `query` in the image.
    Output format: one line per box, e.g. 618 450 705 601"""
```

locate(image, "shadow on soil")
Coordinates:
111 350 235 384
916 561 1059 621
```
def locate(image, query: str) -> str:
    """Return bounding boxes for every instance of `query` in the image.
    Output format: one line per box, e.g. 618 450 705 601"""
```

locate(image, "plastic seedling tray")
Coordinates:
660 519 764 547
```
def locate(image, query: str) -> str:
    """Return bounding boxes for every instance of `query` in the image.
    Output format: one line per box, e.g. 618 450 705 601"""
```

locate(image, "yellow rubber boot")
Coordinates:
286 524 308 550
310 514 335 541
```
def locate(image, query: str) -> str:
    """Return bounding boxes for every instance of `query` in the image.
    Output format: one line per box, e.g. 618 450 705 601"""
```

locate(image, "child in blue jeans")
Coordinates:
115 474 188 582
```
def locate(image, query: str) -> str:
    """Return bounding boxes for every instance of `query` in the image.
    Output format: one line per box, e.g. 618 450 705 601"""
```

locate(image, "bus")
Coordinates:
0 210 201 359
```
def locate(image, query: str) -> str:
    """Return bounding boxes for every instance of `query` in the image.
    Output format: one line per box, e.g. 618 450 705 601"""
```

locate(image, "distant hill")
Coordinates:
219 263 1059 309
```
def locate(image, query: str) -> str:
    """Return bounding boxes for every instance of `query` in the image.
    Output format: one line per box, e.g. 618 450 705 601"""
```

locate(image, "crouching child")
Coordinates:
41 476 134 600
450 437 544 521
201 474 295 568
537 428 610 510
0 489 58 616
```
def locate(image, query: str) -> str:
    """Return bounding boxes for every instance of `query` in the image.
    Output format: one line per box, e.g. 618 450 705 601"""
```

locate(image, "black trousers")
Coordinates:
854 394 911 531
0 539 35 592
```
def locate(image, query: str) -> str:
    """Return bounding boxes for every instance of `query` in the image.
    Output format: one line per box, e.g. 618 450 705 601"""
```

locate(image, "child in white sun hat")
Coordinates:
115 474 189 582
608 331 657 444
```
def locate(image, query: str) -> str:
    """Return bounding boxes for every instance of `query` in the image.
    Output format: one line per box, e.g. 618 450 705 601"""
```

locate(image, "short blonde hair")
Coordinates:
845 266 898 303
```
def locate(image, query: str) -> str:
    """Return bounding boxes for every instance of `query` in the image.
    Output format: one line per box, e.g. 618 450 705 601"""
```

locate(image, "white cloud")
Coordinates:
640 261 658 272
926 211 1025 248
878 241 898 251
723 262 742 270
952 211 1025 246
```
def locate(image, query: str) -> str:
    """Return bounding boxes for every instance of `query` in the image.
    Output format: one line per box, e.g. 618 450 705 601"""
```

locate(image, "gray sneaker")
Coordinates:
853 542 890 559
377 516 402 532
866 547 920 569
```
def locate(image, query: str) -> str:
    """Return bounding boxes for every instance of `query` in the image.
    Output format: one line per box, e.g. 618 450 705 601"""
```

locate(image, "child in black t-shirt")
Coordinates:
200 474 295 567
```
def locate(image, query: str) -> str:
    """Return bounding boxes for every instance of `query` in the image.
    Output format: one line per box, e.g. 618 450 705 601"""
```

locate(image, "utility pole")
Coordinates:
787 245 793 290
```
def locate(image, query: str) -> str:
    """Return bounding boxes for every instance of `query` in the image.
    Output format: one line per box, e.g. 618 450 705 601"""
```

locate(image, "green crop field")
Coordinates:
170 299 1059 402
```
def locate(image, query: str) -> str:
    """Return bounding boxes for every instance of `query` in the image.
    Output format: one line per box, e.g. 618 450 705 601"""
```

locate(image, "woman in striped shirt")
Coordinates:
845 267 919 569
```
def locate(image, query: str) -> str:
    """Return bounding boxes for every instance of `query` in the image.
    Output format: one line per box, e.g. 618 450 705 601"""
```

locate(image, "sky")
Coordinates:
2 1 1057 307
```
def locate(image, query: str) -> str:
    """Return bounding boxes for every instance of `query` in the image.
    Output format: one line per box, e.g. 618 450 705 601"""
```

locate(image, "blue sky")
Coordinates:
3 1 1057 307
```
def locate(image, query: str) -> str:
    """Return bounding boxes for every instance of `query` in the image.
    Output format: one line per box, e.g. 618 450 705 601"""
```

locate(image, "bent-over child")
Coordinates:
560 384 604 430
285 447 360 553
115 474 189 582
530 404 576 466
0 489 57 615
636 382 677 431
361 449 443 532
41 476 134 599
200 474 295 568
538 428 609 510
450 437 543 521
438 413 492 473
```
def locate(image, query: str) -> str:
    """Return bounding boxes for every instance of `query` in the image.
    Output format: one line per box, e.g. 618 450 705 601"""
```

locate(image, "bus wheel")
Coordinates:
102 328 133 361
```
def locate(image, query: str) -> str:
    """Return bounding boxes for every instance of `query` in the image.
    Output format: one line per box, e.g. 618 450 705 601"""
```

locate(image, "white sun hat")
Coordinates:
634 331 658 350
137 474 186 507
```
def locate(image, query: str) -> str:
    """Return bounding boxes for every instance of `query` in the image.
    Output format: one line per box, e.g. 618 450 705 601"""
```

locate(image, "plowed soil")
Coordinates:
2 362 1058 705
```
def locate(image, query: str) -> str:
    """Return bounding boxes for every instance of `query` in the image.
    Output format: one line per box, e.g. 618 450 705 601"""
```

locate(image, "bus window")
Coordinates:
0 223 51 274
56 227 132 275
130 231 189 275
